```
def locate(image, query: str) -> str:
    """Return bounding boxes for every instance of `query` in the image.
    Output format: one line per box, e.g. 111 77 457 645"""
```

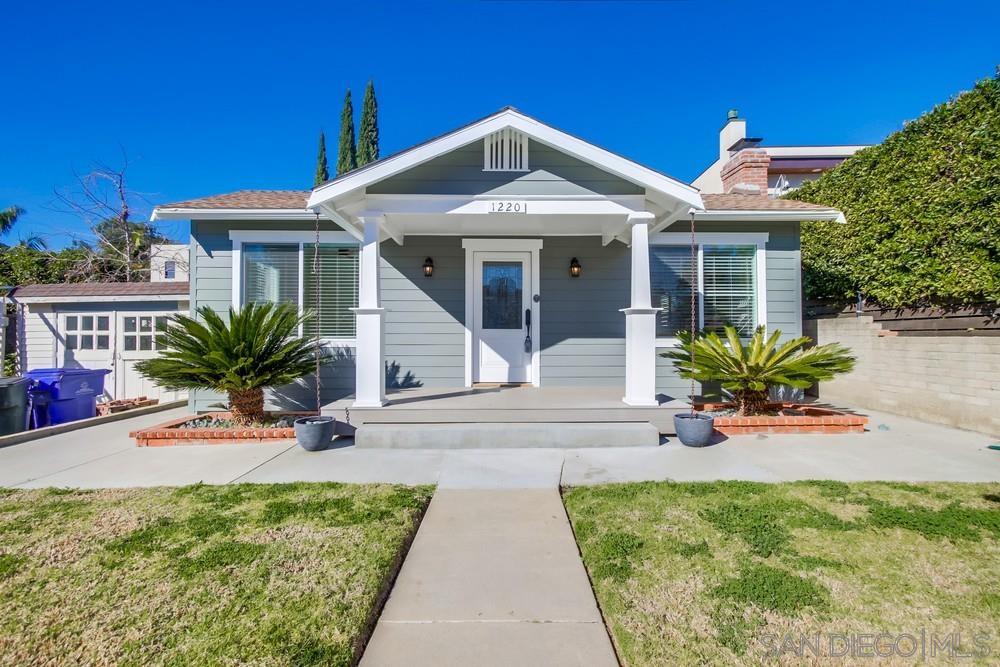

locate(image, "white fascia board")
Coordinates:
693 209 846 223
152 208 323 221
352 194 639 216
763 145 870 157
308 109 704 211
11 294 190 304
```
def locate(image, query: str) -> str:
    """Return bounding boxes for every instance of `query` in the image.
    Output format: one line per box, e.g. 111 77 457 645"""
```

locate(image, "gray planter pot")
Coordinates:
674 413 715 447
294 416 337 451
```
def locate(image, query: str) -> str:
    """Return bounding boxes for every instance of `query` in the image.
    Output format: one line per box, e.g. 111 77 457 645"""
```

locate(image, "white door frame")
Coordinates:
462 239 542 387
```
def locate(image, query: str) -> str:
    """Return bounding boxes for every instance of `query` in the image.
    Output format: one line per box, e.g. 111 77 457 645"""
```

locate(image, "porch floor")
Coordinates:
323 385 689 434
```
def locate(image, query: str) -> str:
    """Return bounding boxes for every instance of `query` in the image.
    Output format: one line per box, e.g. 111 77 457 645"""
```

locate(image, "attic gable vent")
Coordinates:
484 129 529 172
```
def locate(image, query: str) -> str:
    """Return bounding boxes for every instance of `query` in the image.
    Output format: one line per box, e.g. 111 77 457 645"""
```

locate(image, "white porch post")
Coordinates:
352 214 386 408
621 211 660 407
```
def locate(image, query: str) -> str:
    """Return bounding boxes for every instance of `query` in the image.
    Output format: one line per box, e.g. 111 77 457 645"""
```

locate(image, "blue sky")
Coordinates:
2 0 998 248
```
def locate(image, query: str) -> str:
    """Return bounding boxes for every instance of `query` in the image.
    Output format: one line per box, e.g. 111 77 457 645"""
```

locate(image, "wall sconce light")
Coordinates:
569 257 582 278
422 257 434 277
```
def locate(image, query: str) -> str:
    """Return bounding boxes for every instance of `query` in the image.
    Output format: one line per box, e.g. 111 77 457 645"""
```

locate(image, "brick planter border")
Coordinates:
131 411 314 447
692 402 868 435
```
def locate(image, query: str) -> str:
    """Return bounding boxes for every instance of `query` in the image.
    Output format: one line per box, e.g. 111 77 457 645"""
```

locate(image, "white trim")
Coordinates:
693 209 845 224
308 108 703 212
651 232 768 346
229 230 360 345
463 238 542 387
461 238 544 252
11 294 189 305
153 208 321 221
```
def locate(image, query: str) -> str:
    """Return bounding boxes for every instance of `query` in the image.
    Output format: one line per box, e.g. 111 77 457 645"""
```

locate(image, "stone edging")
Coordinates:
131 411 312 447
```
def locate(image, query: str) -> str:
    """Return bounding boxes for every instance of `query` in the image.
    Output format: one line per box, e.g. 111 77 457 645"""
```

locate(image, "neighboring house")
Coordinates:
152 107 843 416
693 110 869 196
150 243 190 282
9 280 189 403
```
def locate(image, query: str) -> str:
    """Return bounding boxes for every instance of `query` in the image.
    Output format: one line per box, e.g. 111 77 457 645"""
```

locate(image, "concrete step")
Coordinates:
354 421 661 449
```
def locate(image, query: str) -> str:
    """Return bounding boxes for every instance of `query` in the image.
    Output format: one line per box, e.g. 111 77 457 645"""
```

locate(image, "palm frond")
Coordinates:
662 325 856 397
134 302 322 393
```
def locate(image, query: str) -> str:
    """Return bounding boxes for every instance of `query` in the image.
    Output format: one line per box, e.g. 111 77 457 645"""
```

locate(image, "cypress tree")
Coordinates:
336 89 357 175
314 130 329 186
358 80 380 167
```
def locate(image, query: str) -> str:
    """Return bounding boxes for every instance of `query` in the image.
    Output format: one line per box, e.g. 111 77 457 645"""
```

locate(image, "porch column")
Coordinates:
352 214 386 408
621 211 660 407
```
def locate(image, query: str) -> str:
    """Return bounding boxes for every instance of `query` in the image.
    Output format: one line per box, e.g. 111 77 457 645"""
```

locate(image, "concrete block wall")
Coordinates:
806 316 1000 436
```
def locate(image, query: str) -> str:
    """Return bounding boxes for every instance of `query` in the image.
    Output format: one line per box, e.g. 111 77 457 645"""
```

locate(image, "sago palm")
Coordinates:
135 303 319 424
662 325 855 416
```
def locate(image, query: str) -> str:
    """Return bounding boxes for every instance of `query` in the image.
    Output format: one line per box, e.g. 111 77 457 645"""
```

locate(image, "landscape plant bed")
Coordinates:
564 481 1000 666
130 411 314 447
692 402 868 435
0 483 433 666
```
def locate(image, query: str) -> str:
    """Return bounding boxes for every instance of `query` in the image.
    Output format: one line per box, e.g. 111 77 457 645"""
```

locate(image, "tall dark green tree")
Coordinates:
314 130 329 186
336 89 357 175
358 81 380 167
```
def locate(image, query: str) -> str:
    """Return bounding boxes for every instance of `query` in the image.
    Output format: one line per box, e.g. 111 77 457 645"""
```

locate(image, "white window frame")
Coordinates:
650 232 768 348
163 260 176 280
230 230 359 345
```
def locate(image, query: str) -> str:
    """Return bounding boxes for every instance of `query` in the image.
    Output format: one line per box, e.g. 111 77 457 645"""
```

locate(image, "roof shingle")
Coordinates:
11 282 190 298
160 190 310 210
157 189 831 213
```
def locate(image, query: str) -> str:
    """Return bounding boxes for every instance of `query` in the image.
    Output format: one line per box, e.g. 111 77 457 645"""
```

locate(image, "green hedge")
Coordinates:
789 71 1000 308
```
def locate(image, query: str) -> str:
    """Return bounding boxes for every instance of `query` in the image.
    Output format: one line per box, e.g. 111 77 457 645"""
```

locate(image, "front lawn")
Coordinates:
564 481 1000 665
0 483 432 666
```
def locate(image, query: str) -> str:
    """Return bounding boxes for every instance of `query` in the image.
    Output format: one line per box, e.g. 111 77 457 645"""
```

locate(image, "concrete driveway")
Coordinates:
1 406 998 490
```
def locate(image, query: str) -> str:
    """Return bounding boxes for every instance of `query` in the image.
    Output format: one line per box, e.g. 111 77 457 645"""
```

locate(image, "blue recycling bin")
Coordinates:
25 368 111 426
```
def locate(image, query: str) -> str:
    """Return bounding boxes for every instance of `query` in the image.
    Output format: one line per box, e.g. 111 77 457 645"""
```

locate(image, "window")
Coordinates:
483 129 529 172
122 315 169 352
241 242 359 339
164 260 176 280
702 246 757 336
650 246 696 338
650 239 762 340
63 313 111 351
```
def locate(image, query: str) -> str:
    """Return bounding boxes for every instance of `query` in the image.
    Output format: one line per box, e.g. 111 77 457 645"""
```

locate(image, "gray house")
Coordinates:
152 108 842 441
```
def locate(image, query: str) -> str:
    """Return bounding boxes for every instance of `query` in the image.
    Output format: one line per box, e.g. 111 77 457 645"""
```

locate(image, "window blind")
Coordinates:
703 245 756 336
303 245 360 338
650 245 697 337
243 244 299 306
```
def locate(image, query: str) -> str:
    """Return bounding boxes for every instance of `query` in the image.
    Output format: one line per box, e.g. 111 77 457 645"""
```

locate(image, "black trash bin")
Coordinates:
0 376 31 436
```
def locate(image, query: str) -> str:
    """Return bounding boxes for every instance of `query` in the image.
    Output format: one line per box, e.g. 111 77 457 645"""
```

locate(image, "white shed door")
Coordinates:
58 313 115 401
115 313 185 403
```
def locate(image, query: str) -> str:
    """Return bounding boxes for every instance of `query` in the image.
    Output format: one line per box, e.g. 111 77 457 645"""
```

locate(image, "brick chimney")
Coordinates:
720 148 771 195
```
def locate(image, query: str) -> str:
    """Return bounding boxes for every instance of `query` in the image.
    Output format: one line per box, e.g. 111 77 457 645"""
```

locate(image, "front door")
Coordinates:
473 252 532 383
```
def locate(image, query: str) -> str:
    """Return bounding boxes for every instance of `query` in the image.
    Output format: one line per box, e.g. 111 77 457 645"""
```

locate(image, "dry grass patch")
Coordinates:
0 483 432 666
563 481 1000 666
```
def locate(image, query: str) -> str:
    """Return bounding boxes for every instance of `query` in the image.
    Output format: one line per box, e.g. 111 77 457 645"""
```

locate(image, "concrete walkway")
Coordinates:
359 489 618 667
3 406 997 489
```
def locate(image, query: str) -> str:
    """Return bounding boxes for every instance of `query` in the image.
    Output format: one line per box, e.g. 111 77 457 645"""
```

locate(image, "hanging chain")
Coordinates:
689 211 697 415
314 212 322 416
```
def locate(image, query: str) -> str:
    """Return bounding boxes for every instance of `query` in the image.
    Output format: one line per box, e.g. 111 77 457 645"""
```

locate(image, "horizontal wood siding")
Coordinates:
655 221 802 399
367 139 643 197
382 237 466 388
189 219 358 412
19 304 57 372
540 237 627 386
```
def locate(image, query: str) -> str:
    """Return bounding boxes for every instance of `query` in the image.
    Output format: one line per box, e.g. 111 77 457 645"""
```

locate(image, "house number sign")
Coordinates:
487 200 528 214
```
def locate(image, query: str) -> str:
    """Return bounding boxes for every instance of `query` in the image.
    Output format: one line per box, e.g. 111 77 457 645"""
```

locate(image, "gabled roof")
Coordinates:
307 107 703 212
